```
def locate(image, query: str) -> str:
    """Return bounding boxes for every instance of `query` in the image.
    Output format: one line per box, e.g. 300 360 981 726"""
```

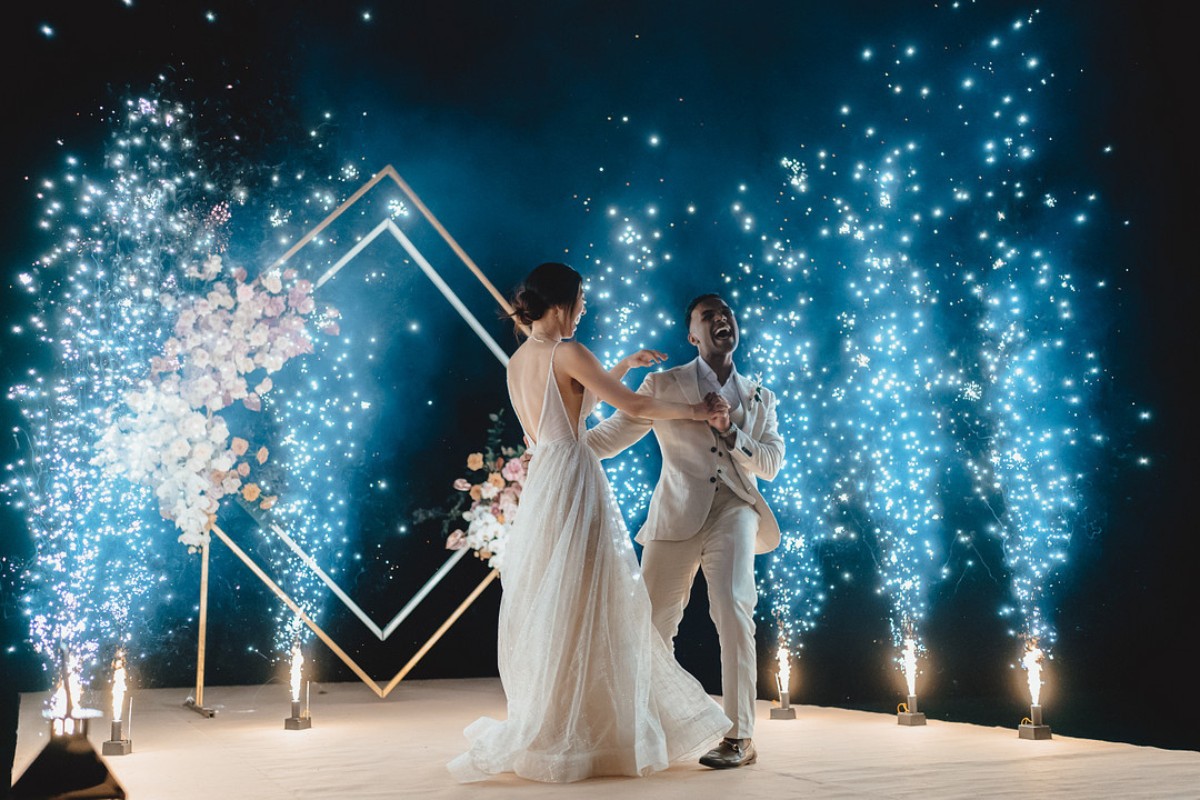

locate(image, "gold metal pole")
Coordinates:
205 524 500 699
184 540 216 716
267 166 396 271
209 524 385 697
380 568 499 697
196 540 209 705
268 164 527 335
380 165 514 315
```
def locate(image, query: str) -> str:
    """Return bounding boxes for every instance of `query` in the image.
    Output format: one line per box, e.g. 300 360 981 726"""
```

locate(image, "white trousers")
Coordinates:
640 487 759 740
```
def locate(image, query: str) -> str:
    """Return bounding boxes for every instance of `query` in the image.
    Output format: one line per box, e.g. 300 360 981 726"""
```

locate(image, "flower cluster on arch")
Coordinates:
444 432 529 571
91 254 339 550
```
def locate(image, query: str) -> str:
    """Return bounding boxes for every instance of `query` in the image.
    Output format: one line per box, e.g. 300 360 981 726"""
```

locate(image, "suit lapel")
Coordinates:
733 370 758 433
674 358 702 404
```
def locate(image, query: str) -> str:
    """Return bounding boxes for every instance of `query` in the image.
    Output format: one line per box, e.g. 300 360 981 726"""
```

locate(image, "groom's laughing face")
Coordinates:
687 296 738 358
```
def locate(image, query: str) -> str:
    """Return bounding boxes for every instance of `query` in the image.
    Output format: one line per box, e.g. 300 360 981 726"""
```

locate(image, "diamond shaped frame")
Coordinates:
192 166 515 699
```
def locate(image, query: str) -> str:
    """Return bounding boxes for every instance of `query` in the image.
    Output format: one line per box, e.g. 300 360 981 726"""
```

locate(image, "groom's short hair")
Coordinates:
684 293 726 328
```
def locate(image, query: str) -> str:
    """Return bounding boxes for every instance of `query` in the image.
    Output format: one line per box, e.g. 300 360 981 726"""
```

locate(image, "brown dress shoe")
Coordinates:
699 737 757 768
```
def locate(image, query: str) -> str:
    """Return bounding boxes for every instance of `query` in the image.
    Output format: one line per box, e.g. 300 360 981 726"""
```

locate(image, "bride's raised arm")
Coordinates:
555 341 709 421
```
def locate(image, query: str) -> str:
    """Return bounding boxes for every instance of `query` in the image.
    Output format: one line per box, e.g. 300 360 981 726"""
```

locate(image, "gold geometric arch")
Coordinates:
190 165 513 706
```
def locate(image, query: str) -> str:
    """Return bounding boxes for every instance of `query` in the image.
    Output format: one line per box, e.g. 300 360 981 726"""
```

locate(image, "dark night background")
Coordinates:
1 0 1195 788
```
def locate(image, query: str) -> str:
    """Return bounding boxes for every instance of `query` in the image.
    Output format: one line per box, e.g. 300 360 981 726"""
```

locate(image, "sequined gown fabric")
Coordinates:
448 342 729 783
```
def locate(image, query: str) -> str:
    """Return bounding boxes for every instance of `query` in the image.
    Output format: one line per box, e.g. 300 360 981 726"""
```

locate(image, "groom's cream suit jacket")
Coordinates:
584 359 785 554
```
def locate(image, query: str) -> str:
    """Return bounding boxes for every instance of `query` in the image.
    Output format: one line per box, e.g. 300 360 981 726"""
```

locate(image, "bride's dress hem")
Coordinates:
447 701 729 784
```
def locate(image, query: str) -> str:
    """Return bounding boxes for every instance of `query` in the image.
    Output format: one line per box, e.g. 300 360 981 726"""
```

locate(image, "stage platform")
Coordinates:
14 678 1199 798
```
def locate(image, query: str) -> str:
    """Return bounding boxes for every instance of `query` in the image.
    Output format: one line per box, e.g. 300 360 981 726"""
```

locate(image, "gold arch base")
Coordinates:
211 525 498 698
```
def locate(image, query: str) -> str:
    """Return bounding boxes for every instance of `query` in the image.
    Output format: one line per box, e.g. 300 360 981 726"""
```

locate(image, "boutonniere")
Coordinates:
748 373 765 404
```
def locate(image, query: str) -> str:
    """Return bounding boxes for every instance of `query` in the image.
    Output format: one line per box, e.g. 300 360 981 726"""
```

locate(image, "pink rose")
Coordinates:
501 457 526 483
445 530 467 550
290 294 315 314
453 478 471 491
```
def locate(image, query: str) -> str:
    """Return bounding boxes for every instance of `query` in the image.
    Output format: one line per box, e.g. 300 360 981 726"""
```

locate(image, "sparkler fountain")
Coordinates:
770 645 797 720
4 97 204 715
896 635 926 726
284 643 312 730
102 652 133 755
1018 642 1051 739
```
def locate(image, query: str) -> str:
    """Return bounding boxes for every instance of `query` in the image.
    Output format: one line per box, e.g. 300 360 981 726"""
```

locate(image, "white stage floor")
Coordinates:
13 678 1200 799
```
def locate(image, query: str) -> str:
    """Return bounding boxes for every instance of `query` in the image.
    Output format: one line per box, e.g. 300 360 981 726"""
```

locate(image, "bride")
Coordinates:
448 262 731 783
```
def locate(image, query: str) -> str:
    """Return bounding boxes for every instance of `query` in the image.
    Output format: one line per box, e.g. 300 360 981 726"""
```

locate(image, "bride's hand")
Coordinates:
620 348 668 371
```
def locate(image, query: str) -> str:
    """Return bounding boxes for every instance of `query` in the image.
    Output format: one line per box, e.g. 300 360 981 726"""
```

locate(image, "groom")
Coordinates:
585 293 785 769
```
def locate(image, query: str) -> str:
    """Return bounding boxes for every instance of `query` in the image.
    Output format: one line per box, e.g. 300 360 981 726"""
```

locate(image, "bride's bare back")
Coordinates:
507 339 587 446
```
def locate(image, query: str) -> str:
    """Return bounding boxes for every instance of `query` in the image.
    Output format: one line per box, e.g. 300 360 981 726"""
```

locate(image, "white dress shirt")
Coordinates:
696 359 745 443
696 359 743 415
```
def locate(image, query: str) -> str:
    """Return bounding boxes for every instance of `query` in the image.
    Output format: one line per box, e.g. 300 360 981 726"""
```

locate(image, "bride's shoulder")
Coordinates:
509 338 537 360
555 339 596 360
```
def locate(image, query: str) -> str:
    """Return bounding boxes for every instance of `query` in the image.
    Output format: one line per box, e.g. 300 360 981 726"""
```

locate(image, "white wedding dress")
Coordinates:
448 341 730 783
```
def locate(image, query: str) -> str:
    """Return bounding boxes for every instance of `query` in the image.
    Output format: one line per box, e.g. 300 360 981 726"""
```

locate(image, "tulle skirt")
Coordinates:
447 439 730 783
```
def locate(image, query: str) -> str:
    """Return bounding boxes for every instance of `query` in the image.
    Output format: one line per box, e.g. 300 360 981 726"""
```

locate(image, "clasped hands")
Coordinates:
701 392 732 433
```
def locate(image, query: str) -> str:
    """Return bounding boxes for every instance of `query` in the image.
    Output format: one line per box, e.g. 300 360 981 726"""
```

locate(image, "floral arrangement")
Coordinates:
417 410 528 571
90 254 339 550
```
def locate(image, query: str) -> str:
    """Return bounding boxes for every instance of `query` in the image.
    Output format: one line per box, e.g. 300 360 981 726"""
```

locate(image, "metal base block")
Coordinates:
184 697 216 718
1019 723 1052 740
102 739 133 756
770 707 797 720
897 711 927 726
284 716 312 730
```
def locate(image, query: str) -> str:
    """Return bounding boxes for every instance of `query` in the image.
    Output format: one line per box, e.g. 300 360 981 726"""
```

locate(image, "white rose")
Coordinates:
167 438 190 461
190 440 214 463
178 413 206 439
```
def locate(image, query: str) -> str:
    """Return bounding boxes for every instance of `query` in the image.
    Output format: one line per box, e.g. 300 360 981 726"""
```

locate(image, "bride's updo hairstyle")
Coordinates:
508 262 583 330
